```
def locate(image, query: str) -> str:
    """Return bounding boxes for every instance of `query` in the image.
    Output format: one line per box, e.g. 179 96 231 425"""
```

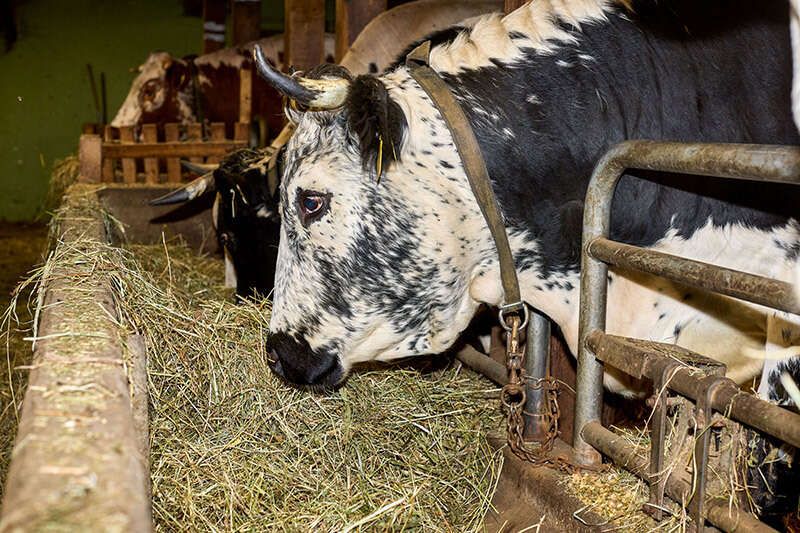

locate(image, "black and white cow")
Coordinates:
255 0 800 519
152 147 282 298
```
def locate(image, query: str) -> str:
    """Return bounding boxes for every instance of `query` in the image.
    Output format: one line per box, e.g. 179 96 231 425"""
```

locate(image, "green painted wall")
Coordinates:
0 0 201 221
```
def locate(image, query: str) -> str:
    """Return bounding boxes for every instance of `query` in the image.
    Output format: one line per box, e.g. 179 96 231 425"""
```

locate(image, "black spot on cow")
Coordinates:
438 0 799 278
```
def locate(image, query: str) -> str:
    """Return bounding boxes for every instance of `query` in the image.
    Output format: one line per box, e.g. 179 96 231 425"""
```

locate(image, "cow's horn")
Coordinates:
149 171 215 205
181 160 218 175
253 45 349 110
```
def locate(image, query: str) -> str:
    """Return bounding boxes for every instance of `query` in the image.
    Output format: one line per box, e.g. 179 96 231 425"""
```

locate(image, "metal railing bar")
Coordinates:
581 421 778 533
588 238 800 315
524 309 551 439
455 345 508 386
574 141 800 466
586 331 800 449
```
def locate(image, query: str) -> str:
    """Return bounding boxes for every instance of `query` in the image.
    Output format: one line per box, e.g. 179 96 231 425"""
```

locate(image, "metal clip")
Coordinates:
499 302 529 331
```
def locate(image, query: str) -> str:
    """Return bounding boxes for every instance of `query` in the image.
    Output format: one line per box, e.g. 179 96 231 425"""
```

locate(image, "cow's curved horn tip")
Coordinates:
180 160 218 175
149 189 190 206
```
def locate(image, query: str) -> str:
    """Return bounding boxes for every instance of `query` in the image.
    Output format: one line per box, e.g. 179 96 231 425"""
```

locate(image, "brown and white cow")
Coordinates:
110 34 335 140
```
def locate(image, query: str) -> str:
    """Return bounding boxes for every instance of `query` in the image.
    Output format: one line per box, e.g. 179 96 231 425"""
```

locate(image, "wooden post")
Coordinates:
334 0 386 63
234 122 250 144
203 0 227 53
102 126 114 182
78 134 102 183
504 0 528 14
208 123 227 163
164 123 182 182
284 0 325 71
239 67 252 126
119 126 137 183
231 0 261 46
187 123 204 164
142 125 159 183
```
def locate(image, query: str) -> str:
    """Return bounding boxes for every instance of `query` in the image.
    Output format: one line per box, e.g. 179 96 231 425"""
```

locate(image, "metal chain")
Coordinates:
500 315 597 473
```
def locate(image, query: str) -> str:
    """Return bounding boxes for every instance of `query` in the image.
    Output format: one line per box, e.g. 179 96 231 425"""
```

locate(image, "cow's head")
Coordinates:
111 52 194 128
151 147 283 298
254 47 490 390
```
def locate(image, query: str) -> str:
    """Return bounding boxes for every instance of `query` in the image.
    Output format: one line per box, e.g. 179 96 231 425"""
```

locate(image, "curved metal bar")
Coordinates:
573 141 800 466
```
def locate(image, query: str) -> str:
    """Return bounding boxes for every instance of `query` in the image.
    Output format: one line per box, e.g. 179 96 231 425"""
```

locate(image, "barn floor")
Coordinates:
0 222 48 498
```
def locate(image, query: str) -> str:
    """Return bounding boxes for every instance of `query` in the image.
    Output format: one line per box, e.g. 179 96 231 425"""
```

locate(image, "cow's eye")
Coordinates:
297 190 330 226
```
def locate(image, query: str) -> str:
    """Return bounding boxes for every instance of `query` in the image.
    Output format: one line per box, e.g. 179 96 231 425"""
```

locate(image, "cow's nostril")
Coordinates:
268 349 285 377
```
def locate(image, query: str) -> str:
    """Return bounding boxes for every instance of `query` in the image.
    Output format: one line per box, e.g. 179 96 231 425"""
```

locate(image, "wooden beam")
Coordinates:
284 0 325 71
504 0 528 14
334 0 386 63
231 0 261 45
78 134 102 183
203 0 227 53
103 141 246 159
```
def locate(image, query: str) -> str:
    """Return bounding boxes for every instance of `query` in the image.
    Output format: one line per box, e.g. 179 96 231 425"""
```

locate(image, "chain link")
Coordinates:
500 315 597 473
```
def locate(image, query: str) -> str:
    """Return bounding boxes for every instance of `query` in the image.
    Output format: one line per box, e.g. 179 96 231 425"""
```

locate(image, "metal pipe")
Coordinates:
586 331 800 449
454 345 507 386
573 141 800 465
582 421 777 533
588 238 800 315
524 308 550 440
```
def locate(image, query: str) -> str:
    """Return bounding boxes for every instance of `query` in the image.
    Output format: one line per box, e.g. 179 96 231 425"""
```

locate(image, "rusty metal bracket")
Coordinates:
646 360 682 521
689 375 729 532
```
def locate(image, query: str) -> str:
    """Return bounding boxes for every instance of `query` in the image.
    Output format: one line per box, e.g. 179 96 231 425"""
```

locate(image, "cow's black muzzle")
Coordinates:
266 332 343 391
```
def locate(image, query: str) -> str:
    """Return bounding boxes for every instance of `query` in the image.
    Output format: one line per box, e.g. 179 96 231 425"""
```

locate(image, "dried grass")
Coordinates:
133 240 504 532
44 154 80 215
3 184 505 531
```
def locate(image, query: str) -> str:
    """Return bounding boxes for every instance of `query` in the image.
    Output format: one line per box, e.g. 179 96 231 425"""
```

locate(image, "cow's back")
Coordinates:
438 0 799 275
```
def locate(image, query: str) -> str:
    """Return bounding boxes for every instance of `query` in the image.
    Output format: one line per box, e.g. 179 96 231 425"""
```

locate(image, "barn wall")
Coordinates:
0 0 203 222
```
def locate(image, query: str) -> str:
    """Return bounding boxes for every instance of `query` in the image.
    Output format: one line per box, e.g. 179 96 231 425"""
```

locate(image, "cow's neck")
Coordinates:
466 229 581 352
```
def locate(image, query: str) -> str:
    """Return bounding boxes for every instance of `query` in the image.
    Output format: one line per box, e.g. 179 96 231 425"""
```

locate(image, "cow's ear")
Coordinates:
345 75 406 177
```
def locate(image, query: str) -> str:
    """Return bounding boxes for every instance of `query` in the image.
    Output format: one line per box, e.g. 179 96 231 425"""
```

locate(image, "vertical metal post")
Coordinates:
523 308 550 440
573 154 624 466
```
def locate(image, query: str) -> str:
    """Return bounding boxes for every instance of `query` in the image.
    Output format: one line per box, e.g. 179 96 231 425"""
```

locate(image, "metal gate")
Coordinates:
561 140 800 532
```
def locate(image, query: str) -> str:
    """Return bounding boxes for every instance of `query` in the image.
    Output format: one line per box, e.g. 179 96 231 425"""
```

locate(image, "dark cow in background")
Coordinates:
111 34 335 140
153 144 283 298
253 0 800 522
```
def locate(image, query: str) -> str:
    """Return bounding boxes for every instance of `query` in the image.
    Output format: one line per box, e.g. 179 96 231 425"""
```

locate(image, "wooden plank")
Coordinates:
186 124 204 165
234 122 250 143
239 68 252 124
164 123 182 182
119 126 136 183
504 0 527 14
202 0 226 53
284 0 325 71
141 125 158 183
207 123 226 163
232 0 261 46
334 0 386 63
78 134 102 183
102 125 114 182
103 141 246 159
0 208 151 533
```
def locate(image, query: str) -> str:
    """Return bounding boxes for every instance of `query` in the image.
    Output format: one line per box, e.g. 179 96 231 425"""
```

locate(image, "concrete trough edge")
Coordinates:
0 187 152 532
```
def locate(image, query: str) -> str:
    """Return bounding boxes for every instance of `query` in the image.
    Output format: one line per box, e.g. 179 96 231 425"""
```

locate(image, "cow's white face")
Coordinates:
111 52 191 128
267 71 493 389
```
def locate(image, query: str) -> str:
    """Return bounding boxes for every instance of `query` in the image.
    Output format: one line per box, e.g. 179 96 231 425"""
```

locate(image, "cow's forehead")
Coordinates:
140 51 172 73
283 116 358 188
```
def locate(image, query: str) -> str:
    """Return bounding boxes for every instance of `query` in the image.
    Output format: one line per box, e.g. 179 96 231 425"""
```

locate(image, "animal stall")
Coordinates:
4 2 800 533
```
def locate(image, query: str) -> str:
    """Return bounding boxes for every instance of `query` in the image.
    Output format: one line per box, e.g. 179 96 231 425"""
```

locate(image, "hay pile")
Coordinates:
44 154 80 215
132 240 503 531
9 185 503 530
